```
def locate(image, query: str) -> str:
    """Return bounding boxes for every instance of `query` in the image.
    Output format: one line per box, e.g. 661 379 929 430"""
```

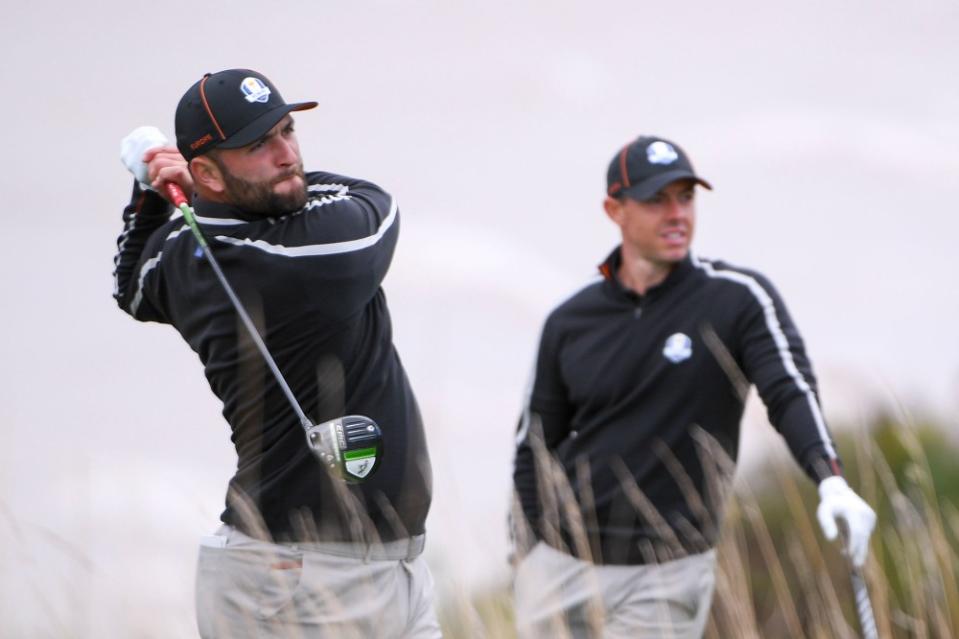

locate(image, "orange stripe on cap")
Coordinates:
618 145 631 189
198 75 226 141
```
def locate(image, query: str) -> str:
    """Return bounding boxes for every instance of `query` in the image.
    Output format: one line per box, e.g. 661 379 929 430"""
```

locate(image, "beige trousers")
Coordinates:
514 542 716 639
195 525 442 639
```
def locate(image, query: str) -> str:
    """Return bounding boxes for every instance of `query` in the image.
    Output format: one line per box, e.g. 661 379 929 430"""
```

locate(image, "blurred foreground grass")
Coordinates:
4 411 955 637
440 412 959 638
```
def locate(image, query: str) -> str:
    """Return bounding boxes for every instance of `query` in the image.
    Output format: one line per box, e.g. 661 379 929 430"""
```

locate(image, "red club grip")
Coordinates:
165 183 188 208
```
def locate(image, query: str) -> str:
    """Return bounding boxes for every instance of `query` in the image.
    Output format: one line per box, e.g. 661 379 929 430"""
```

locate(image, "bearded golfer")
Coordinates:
113 69 439 638
512 135 877 638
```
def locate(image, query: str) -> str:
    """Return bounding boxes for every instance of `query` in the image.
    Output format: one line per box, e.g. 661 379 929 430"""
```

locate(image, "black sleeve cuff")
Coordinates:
130 181 174 219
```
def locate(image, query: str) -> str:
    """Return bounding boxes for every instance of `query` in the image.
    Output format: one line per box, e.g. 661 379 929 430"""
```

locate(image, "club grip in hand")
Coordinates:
165 183 188 208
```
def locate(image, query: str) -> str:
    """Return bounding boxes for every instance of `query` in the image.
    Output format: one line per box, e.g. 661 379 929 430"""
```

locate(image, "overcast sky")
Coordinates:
2 1 958 636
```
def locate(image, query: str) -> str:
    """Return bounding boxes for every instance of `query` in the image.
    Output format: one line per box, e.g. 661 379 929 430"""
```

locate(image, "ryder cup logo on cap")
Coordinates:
647 141 679 165
663 333 693 364
241 77 272 103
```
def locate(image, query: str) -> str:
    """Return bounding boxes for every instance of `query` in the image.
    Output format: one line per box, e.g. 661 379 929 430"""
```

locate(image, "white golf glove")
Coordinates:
817 475 876 568
120 126 169 190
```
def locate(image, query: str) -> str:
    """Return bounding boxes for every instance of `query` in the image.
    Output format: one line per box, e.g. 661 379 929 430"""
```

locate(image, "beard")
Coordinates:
214 158 308 215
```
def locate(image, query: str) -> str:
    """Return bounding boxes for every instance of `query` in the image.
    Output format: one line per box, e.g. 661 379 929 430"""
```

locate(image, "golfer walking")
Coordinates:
113 69 439 638
512 135 876 638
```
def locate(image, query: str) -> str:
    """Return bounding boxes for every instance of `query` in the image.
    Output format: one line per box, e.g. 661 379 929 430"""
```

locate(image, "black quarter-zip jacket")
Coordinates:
513 247 841 564
113 172 431 543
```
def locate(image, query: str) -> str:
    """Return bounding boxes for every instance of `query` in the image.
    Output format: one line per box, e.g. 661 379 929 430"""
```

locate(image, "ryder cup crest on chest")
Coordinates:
663 332 693 363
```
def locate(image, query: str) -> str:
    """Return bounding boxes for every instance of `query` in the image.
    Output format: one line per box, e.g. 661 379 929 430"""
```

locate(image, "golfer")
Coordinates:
113 69 439 638
512 135 876 638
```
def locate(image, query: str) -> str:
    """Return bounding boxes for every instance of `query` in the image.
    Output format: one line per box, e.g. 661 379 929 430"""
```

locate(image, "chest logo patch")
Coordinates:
663 332 693 363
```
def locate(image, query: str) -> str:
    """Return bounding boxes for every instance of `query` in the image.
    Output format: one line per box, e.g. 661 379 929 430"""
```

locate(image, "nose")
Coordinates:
664 197 686 220
274 136 299 167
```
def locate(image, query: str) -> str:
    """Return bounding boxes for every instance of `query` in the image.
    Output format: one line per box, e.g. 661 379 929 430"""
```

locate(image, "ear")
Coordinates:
189 156 227 197
603 196 624 226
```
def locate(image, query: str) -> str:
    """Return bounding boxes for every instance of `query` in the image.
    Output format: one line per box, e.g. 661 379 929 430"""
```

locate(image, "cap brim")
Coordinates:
216 101 318 150
621 170 712 202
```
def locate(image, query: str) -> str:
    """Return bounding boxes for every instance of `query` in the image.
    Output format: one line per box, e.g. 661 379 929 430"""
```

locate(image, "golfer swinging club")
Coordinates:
512 136 877 638
113 69 439 638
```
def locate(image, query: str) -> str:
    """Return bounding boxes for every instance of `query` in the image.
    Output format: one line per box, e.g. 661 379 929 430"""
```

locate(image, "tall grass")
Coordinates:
440 412 959 638
5 411 954 637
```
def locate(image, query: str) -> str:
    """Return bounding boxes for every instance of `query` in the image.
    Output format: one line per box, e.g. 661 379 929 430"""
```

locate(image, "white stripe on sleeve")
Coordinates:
691 255 838 461
212 197 398 257
129 226 191 317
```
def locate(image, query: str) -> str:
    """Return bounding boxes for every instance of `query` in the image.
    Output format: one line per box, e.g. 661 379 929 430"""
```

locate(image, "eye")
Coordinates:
248 139 265 153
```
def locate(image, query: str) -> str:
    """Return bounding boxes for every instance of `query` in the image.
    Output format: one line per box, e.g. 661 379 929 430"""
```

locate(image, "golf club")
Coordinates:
849 566 878 639
165 181 383 483
838 523 878 639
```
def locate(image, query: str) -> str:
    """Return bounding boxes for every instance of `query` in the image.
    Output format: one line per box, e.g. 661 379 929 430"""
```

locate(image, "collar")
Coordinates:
597 246 695 300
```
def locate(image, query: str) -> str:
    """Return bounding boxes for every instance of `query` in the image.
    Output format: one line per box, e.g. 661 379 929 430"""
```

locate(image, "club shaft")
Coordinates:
835 520 879 639
172 194 313 433
850 569 878 639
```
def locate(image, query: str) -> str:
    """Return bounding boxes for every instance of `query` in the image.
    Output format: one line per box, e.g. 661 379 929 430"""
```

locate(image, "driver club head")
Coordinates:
306 415 383 483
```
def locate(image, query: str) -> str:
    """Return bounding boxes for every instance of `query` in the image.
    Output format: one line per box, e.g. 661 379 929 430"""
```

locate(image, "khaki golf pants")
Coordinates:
195 525 442 639
514 542 716 639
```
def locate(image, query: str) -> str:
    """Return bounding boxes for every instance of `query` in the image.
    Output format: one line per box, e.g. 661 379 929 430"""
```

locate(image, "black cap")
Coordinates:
175 69 317 161
606 136 712 201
